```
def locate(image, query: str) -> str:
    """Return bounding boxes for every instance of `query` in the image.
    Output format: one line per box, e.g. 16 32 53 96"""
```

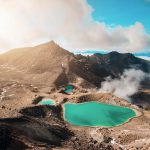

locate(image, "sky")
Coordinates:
0 0 150 59
88 0 150 32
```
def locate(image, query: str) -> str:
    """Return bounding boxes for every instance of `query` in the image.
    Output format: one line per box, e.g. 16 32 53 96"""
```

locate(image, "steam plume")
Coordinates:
99 69 150 101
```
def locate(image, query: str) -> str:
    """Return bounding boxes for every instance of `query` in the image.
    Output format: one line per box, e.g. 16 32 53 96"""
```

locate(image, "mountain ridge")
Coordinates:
0 41 149 87
0 41 150 149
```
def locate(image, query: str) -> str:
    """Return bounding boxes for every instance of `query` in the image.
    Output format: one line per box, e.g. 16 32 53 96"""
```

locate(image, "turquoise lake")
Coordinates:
63 102 136 127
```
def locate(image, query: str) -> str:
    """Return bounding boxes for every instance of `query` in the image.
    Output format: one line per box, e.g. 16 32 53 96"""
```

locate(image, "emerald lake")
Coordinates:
63 102 136 127
64 85 74 94
38 99 55 105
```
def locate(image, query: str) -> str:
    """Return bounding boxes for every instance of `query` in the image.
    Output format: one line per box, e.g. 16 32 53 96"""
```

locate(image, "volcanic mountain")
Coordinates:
0 41 149 87
0 41 150 149
0 41 72 73
0 41 75 86
75 51 150 78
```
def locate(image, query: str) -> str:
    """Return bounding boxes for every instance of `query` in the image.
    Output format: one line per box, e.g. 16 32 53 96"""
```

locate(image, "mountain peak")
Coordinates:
35 40 60 49
109 51 135 58
0 40 72 72
48 40 58 46
32 40 72 56
109 51 120 55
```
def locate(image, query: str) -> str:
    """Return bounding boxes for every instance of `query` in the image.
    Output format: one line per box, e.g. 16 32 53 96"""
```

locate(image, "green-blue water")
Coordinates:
38 99 55 105
64 85 74 94
63 102 136 127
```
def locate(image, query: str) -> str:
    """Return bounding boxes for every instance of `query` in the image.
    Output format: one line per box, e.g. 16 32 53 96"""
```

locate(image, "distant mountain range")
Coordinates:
75 50 150 61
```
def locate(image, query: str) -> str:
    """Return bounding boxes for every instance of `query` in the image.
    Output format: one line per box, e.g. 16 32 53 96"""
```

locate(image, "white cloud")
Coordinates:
137 56 150 61
0 0 150 53
99 69 150 101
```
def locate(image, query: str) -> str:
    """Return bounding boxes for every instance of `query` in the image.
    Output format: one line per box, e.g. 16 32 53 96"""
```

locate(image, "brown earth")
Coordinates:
0 41 150 150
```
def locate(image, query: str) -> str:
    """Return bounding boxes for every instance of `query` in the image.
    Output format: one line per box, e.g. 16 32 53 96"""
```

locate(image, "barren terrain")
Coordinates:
0 42 150 150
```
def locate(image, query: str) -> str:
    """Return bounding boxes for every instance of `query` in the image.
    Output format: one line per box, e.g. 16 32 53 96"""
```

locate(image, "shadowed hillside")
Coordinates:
0 41 149 88
0 41 150 149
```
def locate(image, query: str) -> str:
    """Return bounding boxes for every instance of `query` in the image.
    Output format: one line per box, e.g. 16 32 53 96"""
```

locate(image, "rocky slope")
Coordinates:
0 41 149 87
75 51 150 78
0 41 150 149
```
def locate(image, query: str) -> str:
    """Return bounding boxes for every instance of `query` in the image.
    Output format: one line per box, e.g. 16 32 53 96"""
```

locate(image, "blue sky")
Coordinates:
76 0 150 59
88 0 150 32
